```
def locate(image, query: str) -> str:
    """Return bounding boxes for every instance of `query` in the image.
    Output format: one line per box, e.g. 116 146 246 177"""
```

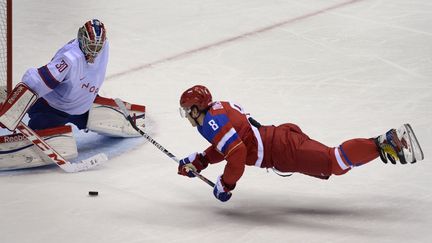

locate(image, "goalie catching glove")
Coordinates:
0 83 38 131
178 152 209 177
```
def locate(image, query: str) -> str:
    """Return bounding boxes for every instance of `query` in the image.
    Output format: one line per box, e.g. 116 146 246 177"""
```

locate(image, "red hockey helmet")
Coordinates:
179 85 212 111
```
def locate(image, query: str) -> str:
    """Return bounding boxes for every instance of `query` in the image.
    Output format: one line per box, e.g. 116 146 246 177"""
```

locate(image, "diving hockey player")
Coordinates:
177 85 424 202
0 19 145 170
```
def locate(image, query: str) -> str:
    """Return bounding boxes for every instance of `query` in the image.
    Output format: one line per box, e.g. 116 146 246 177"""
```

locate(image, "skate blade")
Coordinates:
397 124 424 163
404 124 424 162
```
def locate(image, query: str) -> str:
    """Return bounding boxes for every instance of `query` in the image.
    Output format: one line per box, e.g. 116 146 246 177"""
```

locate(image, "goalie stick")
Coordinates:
16 122 107 173
114 98 216 188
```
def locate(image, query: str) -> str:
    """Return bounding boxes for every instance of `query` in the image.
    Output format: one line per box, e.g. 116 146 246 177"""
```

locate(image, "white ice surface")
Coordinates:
1 0 432 242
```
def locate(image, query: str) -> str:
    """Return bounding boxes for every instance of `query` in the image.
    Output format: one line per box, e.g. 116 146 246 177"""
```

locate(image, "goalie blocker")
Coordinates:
0 83 38 131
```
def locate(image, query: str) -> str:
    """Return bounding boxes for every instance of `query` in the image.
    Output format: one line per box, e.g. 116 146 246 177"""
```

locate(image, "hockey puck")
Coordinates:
88 191 99 196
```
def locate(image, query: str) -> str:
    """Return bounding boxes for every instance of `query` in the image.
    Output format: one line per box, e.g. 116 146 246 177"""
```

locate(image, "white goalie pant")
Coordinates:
0 125 78 171
86 96 146 137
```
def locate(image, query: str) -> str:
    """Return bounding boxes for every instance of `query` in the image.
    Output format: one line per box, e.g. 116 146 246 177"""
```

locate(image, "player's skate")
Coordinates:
375 124 424 164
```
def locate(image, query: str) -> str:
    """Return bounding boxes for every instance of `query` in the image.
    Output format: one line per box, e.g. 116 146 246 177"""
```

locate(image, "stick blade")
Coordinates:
66 153 108 173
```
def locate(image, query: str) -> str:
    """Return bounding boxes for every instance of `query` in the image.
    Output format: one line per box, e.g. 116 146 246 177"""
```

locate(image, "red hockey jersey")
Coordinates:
197 101 264 186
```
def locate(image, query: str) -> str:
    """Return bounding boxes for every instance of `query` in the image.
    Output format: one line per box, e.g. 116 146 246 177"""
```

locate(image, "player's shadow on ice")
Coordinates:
209 196 417 236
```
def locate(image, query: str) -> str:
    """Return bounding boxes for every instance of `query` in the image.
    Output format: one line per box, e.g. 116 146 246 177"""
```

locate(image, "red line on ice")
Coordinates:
107 0 363 80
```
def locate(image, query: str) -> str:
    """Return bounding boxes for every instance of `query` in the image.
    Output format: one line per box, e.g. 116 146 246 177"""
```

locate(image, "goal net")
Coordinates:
0 0 12 101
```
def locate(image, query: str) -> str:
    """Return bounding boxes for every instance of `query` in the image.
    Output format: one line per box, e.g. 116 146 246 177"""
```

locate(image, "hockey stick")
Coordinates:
114 98 216 187
16 122 107 173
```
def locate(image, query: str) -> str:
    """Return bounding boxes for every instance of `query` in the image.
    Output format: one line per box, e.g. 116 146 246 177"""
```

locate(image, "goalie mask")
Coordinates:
78 19 106 63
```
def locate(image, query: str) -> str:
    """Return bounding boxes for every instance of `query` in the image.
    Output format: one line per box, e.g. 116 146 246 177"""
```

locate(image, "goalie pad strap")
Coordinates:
94 95 145 112
0 83 38 131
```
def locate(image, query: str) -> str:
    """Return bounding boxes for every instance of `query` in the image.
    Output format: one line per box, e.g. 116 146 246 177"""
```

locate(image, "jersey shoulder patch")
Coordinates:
211 101 224 110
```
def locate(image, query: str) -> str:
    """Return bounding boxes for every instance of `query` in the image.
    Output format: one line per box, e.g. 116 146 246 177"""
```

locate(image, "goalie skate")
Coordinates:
376 123 424 164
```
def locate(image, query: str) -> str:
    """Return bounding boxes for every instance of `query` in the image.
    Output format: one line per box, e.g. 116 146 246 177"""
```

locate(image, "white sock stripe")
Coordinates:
334 147 350 170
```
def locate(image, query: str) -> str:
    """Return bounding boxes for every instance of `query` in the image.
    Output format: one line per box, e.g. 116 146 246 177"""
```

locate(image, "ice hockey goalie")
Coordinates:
0 19 146 171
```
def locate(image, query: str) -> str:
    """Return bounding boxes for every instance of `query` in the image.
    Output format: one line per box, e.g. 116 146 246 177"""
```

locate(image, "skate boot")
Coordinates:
375 124 424 164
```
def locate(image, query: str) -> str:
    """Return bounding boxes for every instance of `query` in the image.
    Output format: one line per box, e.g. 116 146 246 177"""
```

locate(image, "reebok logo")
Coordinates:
8 86 24 105
2 134 27 143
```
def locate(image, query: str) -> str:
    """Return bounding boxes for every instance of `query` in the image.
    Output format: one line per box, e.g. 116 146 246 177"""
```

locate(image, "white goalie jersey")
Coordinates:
21 39 109 115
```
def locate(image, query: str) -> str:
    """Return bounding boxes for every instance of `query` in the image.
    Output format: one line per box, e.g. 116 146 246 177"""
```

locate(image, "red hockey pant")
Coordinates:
261 124 379 177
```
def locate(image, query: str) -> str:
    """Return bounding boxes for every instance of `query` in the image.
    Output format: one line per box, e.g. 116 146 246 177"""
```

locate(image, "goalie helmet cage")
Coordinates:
0 0 12 101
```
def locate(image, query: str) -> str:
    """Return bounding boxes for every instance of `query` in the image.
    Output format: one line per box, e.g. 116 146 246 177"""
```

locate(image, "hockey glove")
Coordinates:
178 152 209 178
213 175 234 202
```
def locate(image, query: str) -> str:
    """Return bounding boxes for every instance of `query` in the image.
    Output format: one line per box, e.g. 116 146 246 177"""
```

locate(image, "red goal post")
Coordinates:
0 0 12 101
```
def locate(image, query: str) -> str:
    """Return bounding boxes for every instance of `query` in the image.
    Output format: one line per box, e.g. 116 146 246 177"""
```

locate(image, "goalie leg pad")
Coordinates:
0 83 38 131
0 125 78 170
87 96 146 138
